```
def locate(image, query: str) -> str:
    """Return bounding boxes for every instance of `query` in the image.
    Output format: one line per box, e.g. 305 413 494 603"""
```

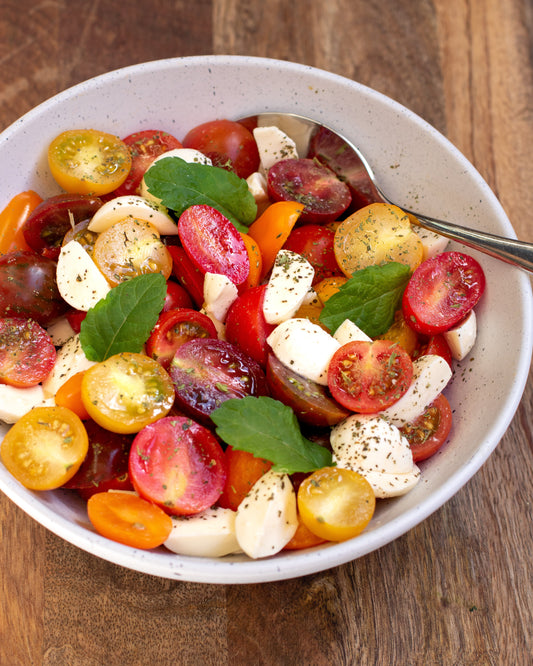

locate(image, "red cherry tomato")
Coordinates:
267 158 352 224
146 308 218 369
0 318 56 387
224 285 275 367
178 205 250 286
167 244 205 308
129 415 227 516
66 309 87 334
113 129 183 196
163 279 194 312
402 251 485 335
416 334 453 369
266 353 350 426
282 224 342 284
169 338 269 425
217 447 272 511
327 340 414 413
399 393 453 462
182 119 259 179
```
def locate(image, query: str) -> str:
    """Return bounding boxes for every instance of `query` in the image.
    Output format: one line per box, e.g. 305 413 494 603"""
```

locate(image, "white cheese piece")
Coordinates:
235 470 298 559
266 318 340 385
199 308 226 340
88 195 178 235
443 310 477 361
202 272 239 323
140 148 212 202
412 225 449 260
246 171 269 203
46 317 76 346
333 319 372 345
163 507 242 558
56 240 111 311
253 126 299 173
331 414 420 498
302 287 319 306
380 354 452 426
41 334 96 398
0 385 55 424
263 250 315 324
255 116 313 159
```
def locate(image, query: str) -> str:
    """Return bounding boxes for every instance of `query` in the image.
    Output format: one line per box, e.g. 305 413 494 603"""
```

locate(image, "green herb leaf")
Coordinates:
211 396 333 474
79 273 167 362
319 262 411 336
143 156 257 232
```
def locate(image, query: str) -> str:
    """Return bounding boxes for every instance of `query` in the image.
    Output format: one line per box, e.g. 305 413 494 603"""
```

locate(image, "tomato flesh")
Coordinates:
283 224 342 284
217 447 272 511
399 393 453 462
0 317 56 387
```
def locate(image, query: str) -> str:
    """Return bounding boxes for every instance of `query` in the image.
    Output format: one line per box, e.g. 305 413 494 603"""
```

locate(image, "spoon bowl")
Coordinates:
241 112 533 273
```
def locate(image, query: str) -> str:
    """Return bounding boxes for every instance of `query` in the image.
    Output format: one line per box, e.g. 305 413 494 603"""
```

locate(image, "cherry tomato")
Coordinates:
113 129 183 197
239 232 263 291
178 205 250 286
266 353 349 426
297 467 375 541
0 406 89 490
217 447 272 511
92 218 172 286
48 129 132 196
334 203 424 276
415 334 453 368
402 251 485 335
282 224 342 284
0 317 56 387
167 244 205 308
399 393 453 462
66 309 87 334
129 415 227 515
61 218 99 256
146 308 218 369
377 309 420 356
327 340 414 413
81 352 175 434
182 119 259 179
169 338 269 425
62 419 134 497
0 251 68 325
267 158 352 224
87 491 173 549
224 285 275 367
314 275 348 305
0 190 42 254
283 515 327 550
23 193 103 259
163 279 194 312
55 370 91 419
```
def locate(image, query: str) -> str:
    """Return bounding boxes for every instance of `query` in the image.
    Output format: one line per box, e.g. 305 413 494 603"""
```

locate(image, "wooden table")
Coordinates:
1 1 532 663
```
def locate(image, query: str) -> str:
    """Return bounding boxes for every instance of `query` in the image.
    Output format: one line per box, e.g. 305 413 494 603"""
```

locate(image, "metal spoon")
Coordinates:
240 112 533 274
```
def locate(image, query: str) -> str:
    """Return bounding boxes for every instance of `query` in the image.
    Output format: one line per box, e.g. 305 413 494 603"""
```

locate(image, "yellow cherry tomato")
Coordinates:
334 202 423 276
377 309 420 356
297 467 375 541
81 352 175 434
0 406 89 490
48 129 132 196
314 276 348 306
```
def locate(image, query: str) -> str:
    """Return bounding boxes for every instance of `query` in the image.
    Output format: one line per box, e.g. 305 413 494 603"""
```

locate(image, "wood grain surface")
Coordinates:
1 1 532 664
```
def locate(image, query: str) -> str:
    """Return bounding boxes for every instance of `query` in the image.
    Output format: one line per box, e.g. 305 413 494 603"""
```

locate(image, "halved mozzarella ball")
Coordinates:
333 318 372 345
202 272 239 323
412 225 449 260
263 249 315 324
41 334 96 398
88 195 178 235
0 385 55 424
164 507 241 558
56 240 111 311
443 310 477 361
46 317 76 346
253 126 299 173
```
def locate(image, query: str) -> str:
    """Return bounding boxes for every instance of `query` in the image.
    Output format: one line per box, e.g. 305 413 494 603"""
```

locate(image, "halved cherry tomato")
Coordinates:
62 219 99 256
247 201 303 280
415 334 453 368
0 406 89 490
48 129 132 196
87 491 173 549
169 338 269 425
81 352 175 434
66 309 87 334
167 244 205 308
146 308 217 369
327 340 413 413
23 193 103 259
55 370 91 419
267 158 352 224
377 309 420 356
0 190 42 254
163 279 194 312
129 415 227 515
334 202 424 276
283 515 327 550
182 119 259 179
0 317 56 387
399 393 453 462
297 466 375 541
63 419 134 497
217 447 272 511
113 129 183 197
282 224 342 284
239 232 263 291
266 353 349 426
314 275 348 305
402 251 486 335
178 205 250 286
92 218 172 286
224 285 275 367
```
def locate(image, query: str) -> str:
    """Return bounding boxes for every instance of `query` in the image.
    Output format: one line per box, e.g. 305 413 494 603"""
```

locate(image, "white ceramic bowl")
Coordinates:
0 56 531 584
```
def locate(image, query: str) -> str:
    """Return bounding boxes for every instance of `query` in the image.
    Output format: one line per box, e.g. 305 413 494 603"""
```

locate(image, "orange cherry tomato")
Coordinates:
247 201 303 280
87 491 173 549
55 370 91 420
0 190 42 254
217 447 272 511
283 515 326 550
239 232 263 290
314 276 348 306
377 309 420 356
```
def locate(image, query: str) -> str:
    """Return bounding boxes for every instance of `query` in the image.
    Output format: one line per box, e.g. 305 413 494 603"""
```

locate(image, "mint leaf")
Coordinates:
319 262 411 336
79 273 166 361
143 156 257 232
211 396 333 474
